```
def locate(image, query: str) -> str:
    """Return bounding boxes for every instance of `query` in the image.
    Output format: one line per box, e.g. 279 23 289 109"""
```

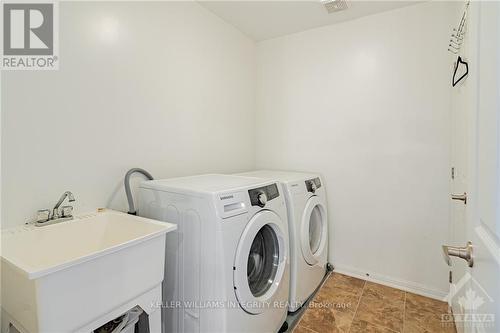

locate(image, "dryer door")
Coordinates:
300 196 327 265
233 210 287 314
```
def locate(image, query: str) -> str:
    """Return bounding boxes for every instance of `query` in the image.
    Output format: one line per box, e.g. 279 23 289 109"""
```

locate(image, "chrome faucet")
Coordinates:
36 191 76 226
52 191 75 219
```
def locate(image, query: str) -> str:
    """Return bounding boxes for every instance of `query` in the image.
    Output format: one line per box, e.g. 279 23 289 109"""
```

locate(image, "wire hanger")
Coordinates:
452 56 469 87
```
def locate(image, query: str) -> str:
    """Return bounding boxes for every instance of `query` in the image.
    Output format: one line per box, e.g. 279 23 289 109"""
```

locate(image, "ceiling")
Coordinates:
199 1 420 41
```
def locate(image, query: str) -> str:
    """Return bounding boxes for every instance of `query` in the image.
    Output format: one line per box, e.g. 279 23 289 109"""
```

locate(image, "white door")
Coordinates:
447 2 500 333
233 210 288 314
448 3 472 332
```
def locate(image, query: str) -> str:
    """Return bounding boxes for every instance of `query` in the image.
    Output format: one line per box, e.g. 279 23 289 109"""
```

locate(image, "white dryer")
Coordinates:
138 174 290 333
236 171 328 312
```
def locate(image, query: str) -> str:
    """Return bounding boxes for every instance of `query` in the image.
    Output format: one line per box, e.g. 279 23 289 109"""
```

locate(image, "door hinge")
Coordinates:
451 167 455 180
449 271 453 283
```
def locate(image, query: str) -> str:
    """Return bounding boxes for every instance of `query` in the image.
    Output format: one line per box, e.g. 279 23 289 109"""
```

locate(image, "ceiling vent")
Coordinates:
321 0 349 14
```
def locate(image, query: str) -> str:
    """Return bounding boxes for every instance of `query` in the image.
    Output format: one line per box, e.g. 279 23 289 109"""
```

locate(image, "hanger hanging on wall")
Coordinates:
452 56 469 87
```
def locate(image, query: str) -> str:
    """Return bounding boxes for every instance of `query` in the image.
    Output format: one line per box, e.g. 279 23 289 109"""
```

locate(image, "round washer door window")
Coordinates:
234 210 287 314
247 224 279 297
309 206 323 254
300 196 327 265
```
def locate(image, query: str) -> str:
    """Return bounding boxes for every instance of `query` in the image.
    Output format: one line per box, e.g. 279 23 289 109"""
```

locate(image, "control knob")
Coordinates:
257 192 267 207
310 181 317 193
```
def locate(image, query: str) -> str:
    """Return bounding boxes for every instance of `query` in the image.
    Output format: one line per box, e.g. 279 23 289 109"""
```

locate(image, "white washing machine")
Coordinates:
138 174 290 333
236 171 328 312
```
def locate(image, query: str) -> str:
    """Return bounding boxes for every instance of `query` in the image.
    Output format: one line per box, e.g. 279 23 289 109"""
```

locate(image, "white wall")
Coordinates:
2 0 458 298
255 2 455 297
1 2 256 228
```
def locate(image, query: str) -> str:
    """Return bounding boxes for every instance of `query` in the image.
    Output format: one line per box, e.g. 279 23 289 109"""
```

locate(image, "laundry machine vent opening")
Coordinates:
321 0 349 14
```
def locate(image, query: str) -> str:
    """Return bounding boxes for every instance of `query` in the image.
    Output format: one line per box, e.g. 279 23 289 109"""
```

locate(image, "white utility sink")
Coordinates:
1 209 176 333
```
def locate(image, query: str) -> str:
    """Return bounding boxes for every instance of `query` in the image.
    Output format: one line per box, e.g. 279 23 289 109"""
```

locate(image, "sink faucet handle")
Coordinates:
61 205 73 218
37 209 51 223
52 207 60 219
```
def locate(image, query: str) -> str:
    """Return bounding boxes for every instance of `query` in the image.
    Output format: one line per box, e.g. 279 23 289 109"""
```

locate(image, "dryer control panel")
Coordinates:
305 177 322 193
248 183 280 207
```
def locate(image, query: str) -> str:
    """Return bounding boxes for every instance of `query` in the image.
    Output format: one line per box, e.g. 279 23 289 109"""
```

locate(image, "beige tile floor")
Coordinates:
293 273 456 333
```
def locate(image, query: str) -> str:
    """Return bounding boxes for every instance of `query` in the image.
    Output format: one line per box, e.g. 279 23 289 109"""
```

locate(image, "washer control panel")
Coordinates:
248 183 279 207
305 177 322 193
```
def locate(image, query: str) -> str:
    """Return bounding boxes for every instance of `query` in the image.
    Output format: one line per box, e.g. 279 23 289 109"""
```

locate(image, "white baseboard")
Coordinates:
333 264 448 301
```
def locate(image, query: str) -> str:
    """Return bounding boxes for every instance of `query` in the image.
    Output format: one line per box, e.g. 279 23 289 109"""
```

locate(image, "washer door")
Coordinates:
234 210 287 314
300 196 327 266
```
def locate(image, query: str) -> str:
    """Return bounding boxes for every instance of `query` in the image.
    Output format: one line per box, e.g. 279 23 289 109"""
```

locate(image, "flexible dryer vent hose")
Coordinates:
124 168 154 215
